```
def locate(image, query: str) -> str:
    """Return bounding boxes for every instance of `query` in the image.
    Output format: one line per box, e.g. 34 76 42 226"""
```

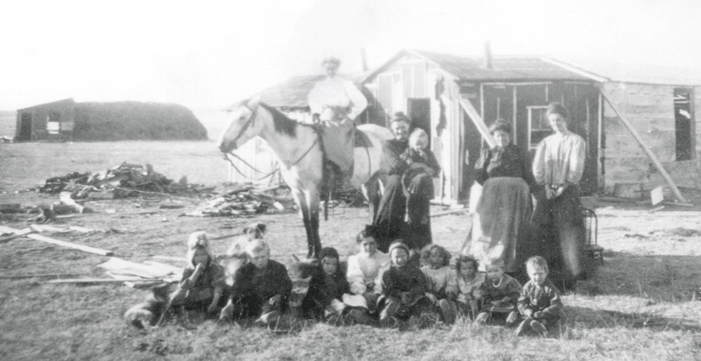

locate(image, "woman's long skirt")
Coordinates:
466 177 532 274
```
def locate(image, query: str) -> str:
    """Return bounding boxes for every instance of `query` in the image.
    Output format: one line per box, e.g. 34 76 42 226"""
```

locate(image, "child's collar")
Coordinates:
491 275 504 288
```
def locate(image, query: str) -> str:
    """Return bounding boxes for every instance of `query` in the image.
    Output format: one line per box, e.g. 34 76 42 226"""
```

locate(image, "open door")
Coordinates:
18 113 32 141
407 98 431 145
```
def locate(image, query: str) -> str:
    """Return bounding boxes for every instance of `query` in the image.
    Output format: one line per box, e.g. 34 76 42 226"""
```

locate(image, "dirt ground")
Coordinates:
1 140 701 360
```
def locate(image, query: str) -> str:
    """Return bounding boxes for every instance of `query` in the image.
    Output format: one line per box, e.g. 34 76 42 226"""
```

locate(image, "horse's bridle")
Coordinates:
228 104 259 150
224 104 319 181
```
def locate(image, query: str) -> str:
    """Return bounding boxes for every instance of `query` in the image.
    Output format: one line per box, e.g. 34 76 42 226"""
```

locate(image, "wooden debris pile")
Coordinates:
184 184 293 217
38 162 199 199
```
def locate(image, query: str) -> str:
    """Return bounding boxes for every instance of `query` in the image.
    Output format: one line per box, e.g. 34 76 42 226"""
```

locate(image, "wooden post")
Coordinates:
601 91 688 203
453 96 497 148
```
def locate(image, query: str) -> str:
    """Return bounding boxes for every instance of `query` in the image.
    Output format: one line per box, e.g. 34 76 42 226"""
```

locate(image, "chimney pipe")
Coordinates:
360 48 369 71
484 41 493 69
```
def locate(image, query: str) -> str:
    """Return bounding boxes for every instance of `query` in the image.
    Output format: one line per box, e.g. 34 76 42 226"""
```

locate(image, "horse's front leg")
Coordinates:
362 174 382 223
291 189 315 259
307 189 322 259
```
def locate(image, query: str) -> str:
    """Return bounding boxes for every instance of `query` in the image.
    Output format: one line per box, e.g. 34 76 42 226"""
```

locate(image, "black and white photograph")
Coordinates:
1 0 700 360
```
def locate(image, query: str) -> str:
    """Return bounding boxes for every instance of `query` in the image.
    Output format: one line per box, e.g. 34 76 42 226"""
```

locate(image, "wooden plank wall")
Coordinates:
602 82 701 193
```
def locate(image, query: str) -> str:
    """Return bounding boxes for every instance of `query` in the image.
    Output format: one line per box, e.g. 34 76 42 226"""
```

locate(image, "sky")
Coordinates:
1 0 700 111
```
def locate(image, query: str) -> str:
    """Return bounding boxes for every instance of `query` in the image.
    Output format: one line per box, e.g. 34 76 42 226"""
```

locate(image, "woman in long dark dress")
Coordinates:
530 103 587 286
372 113 411 252
466 120 536 277
401 128 440 250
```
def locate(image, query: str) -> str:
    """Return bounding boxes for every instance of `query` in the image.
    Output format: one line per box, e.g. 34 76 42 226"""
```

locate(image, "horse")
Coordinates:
218 96 394 258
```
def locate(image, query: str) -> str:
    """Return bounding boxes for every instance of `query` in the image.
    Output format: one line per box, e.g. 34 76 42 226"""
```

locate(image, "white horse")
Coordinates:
218 96 393 258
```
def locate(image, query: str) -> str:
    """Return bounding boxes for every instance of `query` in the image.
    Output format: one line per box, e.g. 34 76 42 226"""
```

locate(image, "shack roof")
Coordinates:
362 49 605 83
17 98 75 112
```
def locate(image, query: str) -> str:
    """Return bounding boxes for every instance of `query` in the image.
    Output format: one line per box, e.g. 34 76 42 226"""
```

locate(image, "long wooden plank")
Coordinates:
455 96 497 148
47 278 147 284
0 225 113 256
601 91 688 203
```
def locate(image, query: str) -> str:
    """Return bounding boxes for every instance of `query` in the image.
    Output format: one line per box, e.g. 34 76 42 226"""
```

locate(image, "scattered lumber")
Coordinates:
0 225 113 256
0 273 81 279
47 278 149 284
0 227 35 243
663 201 694 208
431 208 470 217
97 257 180 280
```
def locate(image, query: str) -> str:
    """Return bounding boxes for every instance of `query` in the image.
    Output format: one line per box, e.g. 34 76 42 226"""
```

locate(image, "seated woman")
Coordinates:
219 239 292 326
530 102 587 287
466 120 536 279
400 128 441 250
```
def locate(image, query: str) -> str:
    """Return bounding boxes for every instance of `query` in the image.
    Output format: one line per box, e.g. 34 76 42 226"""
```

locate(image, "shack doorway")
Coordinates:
18 113 32 141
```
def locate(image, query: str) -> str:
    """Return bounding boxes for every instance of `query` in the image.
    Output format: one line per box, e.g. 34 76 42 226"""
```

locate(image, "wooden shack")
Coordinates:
361 49 605 202
15 98 76 141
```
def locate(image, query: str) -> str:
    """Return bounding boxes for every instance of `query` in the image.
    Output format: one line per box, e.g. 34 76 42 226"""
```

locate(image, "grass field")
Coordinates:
1 141 701 360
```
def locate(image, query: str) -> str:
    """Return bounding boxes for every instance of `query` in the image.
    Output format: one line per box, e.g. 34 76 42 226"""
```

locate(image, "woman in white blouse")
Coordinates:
530 102 587 287
308 56 368 187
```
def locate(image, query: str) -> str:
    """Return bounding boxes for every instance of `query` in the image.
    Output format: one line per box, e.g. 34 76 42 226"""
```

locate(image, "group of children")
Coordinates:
133 225 562 336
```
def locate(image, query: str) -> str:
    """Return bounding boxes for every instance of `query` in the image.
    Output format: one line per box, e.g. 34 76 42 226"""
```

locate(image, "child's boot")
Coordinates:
438 299 456 324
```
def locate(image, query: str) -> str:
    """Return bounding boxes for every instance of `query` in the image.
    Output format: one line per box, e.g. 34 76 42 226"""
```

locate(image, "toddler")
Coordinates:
420 244 457 324
516 256 563 336
303 247 351 321
474 258 522 326
219 239 292 326
446 255 485 319
380 242 429 326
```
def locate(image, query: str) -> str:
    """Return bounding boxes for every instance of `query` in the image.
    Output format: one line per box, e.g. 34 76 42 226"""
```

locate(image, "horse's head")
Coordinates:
218 95 262 153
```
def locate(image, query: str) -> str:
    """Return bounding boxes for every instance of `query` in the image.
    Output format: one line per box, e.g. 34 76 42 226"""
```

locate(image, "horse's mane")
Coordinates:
259 103 298 138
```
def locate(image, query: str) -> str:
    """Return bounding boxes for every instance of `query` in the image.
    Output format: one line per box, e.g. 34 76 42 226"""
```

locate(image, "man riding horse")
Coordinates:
308 56 368 190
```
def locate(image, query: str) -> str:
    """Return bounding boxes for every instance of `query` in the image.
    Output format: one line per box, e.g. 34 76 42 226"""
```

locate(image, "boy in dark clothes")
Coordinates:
380 242 430 326
303 247 351 320
516 256 563 336
219 239 292 326
473 258 522 327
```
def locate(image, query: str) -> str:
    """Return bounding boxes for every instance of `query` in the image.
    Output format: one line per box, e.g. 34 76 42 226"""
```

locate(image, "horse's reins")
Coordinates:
224 104 320 181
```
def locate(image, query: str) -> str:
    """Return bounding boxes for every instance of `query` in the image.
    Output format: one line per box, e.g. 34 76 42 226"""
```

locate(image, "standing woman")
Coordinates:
308 56 368 186
530 103 587 285
372 113 411 252
401 128 440 250
467 120 536 278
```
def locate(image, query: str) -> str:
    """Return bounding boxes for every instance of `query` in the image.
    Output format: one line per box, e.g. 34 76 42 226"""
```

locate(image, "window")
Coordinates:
46 112 61 135
674 88 694 161
528 106 550 149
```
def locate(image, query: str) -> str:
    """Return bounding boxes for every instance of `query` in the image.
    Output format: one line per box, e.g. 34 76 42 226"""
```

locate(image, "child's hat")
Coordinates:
388 241 410 256
186 231 212 266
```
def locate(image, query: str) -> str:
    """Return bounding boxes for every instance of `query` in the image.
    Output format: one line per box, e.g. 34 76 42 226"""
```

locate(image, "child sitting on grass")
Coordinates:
219 239 292 326
473 258 521 327
420 244 457 324
303 247 351 321
380 241 430 326
446 255 485 319
346 226 391 316
170 232 227 317
515 256 563 336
